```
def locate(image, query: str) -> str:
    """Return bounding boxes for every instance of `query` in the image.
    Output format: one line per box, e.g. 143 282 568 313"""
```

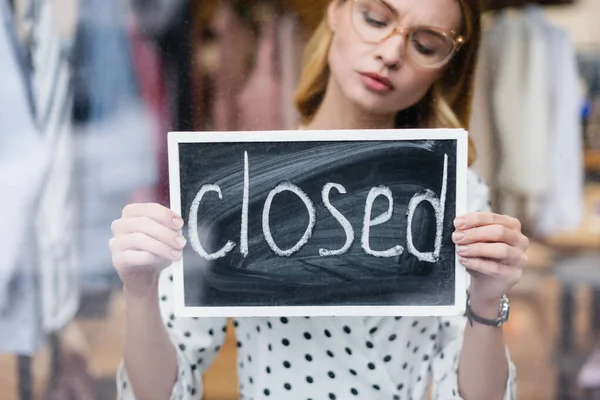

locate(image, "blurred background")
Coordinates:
1 0 600 399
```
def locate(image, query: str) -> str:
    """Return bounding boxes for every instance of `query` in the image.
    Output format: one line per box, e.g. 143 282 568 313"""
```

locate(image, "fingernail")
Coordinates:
175 236 187 248
454 217 466 228
459 257 469 264
452 232 465 242
170 250 182 260
172 217 184 229
456 245 468 254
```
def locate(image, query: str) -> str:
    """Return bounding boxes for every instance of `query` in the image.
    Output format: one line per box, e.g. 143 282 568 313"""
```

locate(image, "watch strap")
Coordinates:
465 292 510 327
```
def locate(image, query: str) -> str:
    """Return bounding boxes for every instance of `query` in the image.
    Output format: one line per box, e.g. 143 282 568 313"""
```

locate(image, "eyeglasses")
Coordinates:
350 0 465 69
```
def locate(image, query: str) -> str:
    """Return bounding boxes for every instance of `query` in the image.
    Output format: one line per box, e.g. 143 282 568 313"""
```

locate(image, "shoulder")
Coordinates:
466 168 491 213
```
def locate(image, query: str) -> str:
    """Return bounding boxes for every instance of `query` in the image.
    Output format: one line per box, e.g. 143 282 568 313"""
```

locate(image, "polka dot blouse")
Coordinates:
117 170 517 399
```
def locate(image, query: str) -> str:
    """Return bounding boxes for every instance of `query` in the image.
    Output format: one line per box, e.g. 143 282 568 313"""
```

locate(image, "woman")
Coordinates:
111 0 528 398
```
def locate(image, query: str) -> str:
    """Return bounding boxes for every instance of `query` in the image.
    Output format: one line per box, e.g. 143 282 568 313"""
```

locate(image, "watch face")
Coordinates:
499 298 510 321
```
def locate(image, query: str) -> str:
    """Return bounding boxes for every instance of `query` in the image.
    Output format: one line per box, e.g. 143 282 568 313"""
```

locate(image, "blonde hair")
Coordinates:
294 0 482 165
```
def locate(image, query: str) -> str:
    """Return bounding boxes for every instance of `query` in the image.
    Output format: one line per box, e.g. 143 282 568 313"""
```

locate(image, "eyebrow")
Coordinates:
379 0 400 15
377 0 458 33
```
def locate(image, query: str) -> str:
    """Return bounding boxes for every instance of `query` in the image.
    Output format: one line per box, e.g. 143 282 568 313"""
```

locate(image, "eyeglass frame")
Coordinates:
349 0 466 69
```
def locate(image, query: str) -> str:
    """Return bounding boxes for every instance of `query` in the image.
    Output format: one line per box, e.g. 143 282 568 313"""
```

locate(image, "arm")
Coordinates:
452 210 527 400
457 301 513 400
431 173 522 400
109 203 228 399
451 208 527 400
430 314 516 400
121 280 178 400
117 265 228 400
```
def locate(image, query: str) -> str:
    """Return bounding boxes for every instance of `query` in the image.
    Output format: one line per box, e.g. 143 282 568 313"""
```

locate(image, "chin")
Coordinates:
348 88 403 116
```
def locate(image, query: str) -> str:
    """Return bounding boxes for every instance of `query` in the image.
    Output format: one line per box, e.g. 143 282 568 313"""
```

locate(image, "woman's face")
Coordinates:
327 0 463 115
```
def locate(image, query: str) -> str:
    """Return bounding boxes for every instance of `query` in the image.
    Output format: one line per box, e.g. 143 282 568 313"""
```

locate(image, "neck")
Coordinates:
305 78 395 131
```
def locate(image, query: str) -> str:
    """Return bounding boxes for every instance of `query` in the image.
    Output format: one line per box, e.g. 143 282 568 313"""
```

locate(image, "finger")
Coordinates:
456 242 522 265
112 249 162 270
122 203 183 230
455 212 521 232
111 216 186 250
453 224 522 248
521 235 530 252
110 233 182 262
112 250 176 275
459 256 523 284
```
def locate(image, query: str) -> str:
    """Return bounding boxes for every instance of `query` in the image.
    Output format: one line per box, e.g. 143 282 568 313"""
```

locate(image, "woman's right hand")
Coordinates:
109 203 187 297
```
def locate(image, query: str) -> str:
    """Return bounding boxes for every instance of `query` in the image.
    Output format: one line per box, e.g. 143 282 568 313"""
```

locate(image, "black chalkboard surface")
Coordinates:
168 129 468 317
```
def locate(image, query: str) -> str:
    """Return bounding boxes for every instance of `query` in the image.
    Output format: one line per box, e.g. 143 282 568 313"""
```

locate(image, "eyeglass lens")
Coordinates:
352 0 456 67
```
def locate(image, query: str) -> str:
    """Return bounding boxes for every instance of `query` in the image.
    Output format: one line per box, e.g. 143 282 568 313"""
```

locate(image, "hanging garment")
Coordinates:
237 5 281 131
471 7 584 232
128 16 170 207
0 0 47 355
577 51 600 100
490 9 551 220
71 0 142 124
0 0 77 353
28 0 78 335
212 0 253 131
127 0 187 42
71 0 159 290
525 6 584 236
128 0 194 206
469 21 497 190
128 8 173 206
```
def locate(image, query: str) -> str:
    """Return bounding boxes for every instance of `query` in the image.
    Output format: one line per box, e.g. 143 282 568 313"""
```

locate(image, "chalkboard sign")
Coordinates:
168 129 468 318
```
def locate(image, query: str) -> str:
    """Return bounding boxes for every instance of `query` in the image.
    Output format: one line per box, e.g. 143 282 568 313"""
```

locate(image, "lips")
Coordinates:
359 72 395 90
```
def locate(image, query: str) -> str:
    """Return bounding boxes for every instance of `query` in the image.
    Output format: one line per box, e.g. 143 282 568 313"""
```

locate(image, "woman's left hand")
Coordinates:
453 211 529 310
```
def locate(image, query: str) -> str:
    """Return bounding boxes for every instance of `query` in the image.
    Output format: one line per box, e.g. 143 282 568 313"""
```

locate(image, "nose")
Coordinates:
375 32 405 69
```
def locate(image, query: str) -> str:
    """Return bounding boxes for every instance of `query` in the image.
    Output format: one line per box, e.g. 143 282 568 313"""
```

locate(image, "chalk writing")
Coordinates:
188 152 448 262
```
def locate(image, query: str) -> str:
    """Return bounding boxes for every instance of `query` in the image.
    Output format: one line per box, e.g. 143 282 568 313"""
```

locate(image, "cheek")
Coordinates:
416 70 442 87
328 19 365 80
328 42 346 79
395 69 441 102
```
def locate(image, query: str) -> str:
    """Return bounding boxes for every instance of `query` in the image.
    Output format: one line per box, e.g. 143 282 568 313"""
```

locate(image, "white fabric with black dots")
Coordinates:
116 169 517 399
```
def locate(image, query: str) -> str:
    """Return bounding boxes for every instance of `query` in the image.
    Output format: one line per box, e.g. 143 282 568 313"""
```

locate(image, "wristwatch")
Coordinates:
465 291 510 327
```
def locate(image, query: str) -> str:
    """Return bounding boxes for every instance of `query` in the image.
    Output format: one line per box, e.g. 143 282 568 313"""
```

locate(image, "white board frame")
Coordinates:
168 128 469 318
